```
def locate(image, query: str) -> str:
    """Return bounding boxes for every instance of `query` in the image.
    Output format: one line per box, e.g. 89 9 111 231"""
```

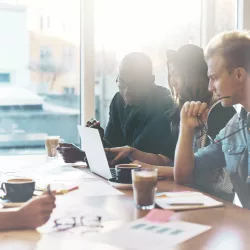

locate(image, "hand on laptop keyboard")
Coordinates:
57 143 86 163
105 147 133 167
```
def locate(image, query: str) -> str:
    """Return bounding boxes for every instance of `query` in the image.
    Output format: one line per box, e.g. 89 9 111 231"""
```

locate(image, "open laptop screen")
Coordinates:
78 126 112 179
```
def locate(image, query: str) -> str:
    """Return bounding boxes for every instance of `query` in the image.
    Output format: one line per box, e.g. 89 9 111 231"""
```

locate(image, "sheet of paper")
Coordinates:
156 195 223 210
156 192 223 210
34 164 94 181
38 203 119 234
156 191 203 198
1 162 94 183
77 181 123 197
34 236 119 250
88 219 211 250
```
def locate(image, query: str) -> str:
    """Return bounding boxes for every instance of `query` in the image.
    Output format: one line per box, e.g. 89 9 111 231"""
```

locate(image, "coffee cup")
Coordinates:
1 178 35 202
45 136 60 159
115 164 141 184
132 168 158 210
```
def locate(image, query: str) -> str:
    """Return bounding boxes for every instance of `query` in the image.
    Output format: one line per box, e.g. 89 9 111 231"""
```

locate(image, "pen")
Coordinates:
56 186 79 195
167 202 204 206
47 184 52 196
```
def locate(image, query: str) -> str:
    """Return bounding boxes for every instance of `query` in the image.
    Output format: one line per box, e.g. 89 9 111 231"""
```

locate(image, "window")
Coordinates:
0 0 80 155
0 0 239 156
0 73 10 83
93 0 238 128
40 16 43 31
63 87 75 95
94 0 202 127
47 16 50 29
215 0 237 33
40 47 52 60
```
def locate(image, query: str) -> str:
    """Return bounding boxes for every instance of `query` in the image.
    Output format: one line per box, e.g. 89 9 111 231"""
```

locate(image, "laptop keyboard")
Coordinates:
110 168 116 178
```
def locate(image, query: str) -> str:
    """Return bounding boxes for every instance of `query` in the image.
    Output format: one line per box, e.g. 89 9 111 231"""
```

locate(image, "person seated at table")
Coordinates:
107 45 236 199
174 31 250 208
0 193 55 230
58 52 175 163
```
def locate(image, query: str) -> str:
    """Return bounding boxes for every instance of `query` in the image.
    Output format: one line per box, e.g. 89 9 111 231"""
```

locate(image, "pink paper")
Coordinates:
145 209 175 222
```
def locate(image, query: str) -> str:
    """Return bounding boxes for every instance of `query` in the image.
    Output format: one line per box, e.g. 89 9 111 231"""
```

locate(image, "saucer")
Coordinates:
108 178 133 190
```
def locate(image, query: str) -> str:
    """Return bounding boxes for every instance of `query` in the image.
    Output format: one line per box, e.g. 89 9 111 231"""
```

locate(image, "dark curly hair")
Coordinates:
166 44 212 138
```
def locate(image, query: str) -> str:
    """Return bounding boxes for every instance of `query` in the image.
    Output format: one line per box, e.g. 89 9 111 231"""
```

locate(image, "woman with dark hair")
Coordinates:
108 44 235 174
166 44 236 151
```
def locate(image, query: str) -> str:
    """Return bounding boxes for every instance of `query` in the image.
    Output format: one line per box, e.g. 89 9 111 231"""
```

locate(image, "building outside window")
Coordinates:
0 73 10 83
0 0 80 155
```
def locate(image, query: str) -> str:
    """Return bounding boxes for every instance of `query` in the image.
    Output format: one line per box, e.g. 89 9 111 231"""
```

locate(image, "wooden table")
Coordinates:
0 155 250 250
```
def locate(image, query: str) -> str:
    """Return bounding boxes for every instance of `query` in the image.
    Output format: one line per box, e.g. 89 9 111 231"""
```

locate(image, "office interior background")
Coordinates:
0 0 245 155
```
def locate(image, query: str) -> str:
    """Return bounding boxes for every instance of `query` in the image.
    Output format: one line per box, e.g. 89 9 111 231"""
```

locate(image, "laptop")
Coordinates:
77 126 116 179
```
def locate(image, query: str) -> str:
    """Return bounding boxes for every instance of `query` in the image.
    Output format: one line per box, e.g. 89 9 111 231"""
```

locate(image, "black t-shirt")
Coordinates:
207 103 236 143
104 85 175 159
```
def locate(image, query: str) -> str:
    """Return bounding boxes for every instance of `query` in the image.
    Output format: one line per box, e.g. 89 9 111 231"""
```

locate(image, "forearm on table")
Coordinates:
174 126 195 184
130 148 171 166
154 165 174 178
0 209 21 231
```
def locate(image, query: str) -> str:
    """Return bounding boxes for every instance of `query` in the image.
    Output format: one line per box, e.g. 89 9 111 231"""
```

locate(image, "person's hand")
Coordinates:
131 160 149 168
57 143 85 163
106 146 133 166
16 193 56 229
86 119 104 139
180 101 209 129
131 160 174 180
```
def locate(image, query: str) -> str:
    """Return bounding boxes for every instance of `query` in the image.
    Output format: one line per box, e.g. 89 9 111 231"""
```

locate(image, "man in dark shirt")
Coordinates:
58 52 174 163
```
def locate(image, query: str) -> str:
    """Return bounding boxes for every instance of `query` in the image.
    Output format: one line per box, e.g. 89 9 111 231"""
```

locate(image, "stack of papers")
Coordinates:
155 191 223 210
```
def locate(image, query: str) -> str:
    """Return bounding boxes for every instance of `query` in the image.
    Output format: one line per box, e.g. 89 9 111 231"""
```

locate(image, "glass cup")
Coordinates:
132 168 158 210
45 136 60 160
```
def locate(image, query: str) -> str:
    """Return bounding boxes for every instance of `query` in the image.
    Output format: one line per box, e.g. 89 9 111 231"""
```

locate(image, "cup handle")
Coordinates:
1 183 6 194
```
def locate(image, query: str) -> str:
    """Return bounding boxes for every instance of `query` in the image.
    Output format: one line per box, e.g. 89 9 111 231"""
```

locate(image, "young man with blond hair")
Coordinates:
174 31 250 208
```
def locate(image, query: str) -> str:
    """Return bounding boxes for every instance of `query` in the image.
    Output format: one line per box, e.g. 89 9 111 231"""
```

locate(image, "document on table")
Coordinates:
38 203 120 234
78 181 123 196
1 162 94 182
34 163 94 181
88 219 211 250
156 192 223 210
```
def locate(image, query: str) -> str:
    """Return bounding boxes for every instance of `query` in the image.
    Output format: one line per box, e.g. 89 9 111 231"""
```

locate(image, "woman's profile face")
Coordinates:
168 63 183 97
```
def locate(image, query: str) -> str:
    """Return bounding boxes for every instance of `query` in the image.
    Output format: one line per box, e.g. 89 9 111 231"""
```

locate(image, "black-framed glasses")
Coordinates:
54 215 102 231
196 96 247 144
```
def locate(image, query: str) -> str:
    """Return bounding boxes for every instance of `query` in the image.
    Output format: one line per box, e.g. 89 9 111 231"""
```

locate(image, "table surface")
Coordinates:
0 155 250 250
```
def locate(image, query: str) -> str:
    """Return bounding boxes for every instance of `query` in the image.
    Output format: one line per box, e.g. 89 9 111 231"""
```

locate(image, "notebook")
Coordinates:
155 191 224 211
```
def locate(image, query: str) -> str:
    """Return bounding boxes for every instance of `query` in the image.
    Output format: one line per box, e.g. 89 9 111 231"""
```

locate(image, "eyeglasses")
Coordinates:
54 215 102 231
196 96 247 144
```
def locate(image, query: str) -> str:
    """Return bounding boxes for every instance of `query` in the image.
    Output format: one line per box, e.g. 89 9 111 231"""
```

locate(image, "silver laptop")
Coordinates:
77 126 116 179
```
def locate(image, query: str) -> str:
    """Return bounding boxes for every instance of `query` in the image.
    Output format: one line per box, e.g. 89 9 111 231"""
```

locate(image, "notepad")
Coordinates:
156 192 223 211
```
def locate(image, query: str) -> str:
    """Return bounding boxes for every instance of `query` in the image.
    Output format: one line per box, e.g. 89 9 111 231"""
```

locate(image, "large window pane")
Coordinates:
0 0 80 155
94 0 202 128
215 0 237 33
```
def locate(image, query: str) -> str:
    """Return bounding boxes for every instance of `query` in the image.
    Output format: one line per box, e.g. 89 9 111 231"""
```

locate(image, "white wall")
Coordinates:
0 3 30 87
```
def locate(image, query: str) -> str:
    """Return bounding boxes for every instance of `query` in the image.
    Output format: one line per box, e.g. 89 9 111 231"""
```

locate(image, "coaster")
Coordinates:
108 178 132 190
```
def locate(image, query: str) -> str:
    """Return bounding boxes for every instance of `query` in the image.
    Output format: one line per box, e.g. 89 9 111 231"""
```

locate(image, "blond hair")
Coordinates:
204 30 250 72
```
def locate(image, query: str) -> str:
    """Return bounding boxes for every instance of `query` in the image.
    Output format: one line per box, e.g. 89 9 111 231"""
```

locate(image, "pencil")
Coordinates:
47 184 52 196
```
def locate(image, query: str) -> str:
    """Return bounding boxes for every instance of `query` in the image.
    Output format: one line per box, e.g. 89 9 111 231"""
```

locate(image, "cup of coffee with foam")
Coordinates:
132 168 158 210
115 164 141 184
1 178 35 202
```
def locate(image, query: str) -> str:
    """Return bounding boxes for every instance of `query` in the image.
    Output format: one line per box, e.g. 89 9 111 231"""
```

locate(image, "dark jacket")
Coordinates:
104 85 175 159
